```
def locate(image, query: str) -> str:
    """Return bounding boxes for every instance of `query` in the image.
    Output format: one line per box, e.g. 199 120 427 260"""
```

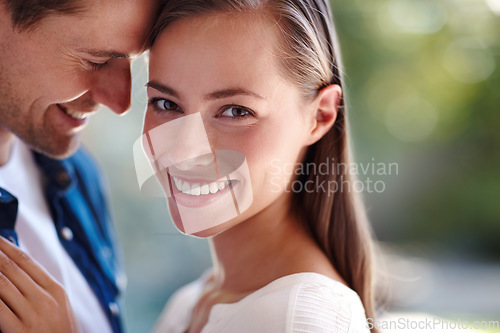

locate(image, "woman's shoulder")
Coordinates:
284 273 370 332
153 272 210 333
153 272 370 333
206 272 370 333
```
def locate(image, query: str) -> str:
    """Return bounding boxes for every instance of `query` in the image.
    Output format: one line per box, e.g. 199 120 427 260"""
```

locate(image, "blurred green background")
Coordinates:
82 0 500 331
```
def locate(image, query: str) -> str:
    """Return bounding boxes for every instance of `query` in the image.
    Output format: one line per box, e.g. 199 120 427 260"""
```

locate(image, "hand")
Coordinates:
0 236 79 333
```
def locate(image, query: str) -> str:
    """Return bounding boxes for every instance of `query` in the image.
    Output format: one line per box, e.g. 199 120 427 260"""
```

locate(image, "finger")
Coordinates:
0 236 54 294
0 297 22 333
0 270 28 321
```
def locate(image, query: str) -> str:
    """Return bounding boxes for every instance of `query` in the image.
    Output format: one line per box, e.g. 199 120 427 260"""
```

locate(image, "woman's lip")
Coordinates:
169 174 239 208
169 174 229 184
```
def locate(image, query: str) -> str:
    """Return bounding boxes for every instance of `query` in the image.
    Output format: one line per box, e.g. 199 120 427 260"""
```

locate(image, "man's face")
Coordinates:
0 0 156 158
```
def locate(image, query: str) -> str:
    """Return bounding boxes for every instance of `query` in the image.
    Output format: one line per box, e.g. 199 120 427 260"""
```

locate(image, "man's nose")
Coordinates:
88 58 132 114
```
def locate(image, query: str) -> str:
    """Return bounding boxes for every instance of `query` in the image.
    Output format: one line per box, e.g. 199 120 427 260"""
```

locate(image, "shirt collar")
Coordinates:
32 152 76 193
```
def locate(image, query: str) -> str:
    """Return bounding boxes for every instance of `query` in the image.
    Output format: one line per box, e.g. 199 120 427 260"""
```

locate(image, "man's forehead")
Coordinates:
70 0 156 55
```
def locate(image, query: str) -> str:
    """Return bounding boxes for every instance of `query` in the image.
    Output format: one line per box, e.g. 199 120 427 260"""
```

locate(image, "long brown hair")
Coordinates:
148 0 378 329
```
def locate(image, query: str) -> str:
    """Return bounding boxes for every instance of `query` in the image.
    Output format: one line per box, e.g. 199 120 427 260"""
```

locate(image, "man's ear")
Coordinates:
306 84 342 146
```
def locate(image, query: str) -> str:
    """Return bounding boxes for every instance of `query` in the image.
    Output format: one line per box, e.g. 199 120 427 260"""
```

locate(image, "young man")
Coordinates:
0 0 158 332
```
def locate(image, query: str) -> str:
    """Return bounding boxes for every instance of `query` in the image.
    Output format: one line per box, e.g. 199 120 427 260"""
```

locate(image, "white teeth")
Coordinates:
209 183 218 194
192 183 201 196
182 182 190 194
63 108 90 120
201 184 209 195
174 178 182 190
172 176 231 196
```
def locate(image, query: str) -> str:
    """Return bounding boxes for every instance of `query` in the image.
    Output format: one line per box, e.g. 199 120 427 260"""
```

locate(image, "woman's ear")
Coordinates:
306 84 342 145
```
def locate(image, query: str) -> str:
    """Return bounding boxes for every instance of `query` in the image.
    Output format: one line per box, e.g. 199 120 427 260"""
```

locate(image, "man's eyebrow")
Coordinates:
80 49 129 59
146 81 264 101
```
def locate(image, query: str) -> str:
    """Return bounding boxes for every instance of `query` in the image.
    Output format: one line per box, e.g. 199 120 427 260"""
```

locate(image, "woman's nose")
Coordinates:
148 113 214 171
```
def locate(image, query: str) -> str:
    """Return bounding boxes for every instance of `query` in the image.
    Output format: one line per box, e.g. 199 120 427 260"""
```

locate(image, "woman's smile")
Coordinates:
169 172 240 208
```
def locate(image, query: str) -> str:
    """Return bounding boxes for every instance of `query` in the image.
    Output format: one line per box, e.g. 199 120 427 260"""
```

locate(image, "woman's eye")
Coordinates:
149 98 180 112
158 99 179 111
220 105 253 118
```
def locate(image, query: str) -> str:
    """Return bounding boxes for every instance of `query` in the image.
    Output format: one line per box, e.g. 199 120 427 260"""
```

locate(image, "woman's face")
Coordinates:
143 13 316 237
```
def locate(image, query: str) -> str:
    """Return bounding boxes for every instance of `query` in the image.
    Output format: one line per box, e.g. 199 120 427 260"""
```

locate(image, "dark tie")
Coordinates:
0 187 19 244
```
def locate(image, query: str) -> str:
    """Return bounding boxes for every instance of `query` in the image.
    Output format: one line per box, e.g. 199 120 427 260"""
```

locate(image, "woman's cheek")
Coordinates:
143 112 159 133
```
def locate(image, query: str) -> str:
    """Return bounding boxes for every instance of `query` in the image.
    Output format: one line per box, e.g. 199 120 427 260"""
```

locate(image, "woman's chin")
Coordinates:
168 210 243 238
171 215 233 238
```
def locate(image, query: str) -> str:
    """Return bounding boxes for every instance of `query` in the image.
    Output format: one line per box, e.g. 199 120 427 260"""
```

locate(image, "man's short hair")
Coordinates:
4 0 84 31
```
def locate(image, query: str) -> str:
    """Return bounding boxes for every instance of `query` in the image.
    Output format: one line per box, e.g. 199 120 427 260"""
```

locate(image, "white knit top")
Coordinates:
154 272 370 333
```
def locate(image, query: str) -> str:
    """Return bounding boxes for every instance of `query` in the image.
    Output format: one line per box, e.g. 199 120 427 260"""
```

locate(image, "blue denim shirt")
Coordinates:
0 148 123 333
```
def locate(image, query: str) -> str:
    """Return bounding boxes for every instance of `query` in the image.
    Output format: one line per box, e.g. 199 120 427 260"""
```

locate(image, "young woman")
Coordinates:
142 0 377 332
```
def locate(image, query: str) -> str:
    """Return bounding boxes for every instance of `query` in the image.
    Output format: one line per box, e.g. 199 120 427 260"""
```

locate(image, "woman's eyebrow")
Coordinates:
146 81 180 98
146 81 265 101
205 88 265 100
